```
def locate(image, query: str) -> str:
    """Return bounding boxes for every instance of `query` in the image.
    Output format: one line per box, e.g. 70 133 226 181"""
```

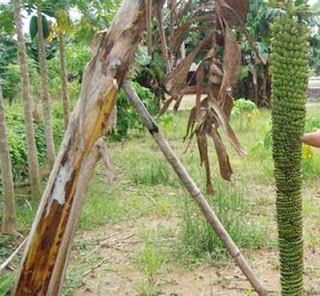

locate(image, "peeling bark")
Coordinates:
47 139 107 296
0 84 17 235
13 1 146 294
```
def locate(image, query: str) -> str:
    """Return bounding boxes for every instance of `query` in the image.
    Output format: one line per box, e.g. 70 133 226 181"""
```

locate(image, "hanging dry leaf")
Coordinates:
196 123 214 195
195 65 205 121
220 0 249 26
209 127 232 181
164 35 213 97
218 20 241 102
208 95 246 157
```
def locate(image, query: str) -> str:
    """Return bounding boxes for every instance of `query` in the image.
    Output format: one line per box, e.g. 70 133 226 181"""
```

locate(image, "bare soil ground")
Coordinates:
67 106 320 296
72 183 320 295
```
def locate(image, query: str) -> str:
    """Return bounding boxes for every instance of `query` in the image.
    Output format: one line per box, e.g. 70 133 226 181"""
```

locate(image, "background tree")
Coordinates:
236 0 281 107
12 0 41 199
0 82 17 235
41 0 74 128
0 3 18 104
56 7 73 128
31 0 56 168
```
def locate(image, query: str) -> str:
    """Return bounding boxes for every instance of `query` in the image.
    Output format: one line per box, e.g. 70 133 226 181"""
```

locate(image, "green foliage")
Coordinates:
46 43 90 101
47 43 90 81
138 235 163 280
232 98 260 130
178 182 266 266
72 0 121 44
136 232 164 296
62 265 84 296
1 58 41 104
0 273 15 296
271 12 309 295
305 116 320 132
29 16 37 40
0 3 14 34
129 156 171 186
1 104 65 182
108 82 158 141
1 64 20 104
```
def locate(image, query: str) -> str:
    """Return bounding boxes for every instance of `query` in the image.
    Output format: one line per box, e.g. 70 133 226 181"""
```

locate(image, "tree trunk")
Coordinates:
12 0 42 199
37 3 56 168
13 1 146 294
59 31 70 128
0 83 17 235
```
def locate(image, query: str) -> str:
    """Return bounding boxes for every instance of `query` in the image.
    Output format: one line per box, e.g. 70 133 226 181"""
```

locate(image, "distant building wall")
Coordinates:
308 77 320 98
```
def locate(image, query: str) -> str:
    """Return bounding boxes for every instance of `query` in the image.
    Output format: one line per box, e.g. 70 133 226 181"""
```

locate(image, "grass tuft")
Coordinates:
177 182 267 266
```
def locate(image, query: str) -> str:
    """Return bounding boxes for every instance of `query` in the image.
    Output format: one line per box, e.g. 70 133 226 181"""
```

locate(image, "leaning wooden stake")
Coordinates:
13 1 146 295
123 81 269 296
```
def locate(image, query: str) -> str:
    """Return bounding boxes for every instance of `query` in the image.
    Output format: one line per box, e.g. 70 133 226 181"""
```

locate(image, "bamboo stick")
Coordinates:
123 81 270 296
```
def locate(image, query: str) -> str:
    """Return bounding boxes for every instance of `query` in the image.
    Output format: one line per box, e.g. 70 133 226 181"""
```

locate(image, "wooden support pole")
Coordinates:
123 81 270 296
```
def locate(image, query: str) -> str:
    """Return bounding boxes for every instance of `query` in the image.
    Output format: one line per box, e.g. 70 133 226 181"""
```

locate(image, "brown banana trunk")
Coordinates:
37 3 56 168
12 0 42 199
58 32 70 128
13 1 146 294
0 83 17 234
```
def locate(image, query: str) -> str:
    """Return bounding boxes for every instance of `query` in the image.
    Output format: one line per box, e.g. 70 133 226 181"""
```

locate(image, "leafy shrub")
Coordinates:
108 81 158 141
305 116 320 132
47 44 90 101
232 98 259 130
254 117 320 179
0 104 65 182
1 59 41 105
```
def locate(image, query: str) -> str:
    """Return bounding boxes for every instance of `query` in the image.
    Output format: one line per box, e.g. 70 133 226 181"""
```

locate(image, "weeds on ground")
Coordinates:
136 231 165 296
177 182 267 267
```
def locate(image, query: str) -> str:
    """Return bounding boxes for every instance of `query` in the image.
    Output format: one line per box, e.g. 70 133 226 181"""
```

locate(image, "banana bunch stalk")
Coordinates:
270 5 309 296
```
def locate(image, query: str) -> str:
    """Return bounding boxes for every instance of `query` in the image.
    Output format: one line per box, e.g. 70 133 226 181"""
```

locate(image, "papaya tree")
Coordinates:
29 0 56 168
12 0 42 199
46 0 74 128
0 82 17 235
270 0 310 294
55 7 73 128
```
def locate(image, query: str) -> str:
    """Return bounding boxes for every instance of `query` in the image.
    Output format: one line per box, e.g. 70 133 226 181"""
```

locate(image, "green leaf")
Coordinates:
295 0 305 7
0 273 15 296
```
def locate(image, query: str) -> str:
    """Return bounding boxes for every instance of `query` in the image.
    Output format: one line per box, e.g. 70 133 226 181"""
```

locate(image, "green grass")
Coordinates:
1 103 320 295
177 181 267 267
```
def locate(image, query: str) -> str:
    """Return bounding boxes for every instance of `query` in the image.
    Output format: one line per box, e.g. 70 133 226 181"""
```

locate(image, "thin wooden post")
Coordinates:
123 81 270 296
